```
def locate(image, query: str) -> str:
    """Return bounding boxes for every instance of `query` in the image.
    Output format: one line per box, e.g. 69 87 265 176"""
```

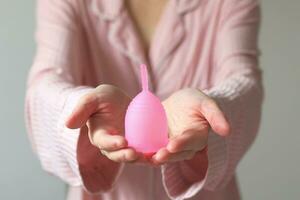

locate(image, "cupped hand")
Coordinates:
152 88 230 165
65 84 144 163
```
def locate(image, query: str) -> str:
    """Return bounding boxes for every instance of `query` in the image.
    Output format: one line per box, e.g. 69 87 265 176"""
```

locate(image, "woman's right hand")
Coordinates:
65 84 141 163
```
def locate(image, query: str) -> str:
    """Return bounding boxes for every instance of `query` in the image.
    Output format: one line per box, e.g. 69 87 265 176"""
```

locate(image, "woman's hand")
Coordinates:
65 84 142 163
152 88 230 164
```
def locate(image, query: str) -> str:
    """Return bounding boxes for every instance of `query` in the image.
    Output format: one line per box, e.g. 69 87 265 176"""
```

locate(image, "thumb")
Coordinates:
200 98 230 136
65 93 99 129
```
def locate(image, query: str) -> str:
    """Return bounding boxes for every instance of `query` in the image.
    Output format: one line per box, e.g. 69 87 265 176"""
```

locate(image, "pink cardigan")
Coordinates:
25 0 263 199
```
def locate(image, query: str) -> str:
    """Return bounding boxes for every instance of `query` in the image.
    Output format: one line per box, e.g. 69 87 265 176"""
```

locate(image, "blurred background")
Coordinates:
0 0 299 199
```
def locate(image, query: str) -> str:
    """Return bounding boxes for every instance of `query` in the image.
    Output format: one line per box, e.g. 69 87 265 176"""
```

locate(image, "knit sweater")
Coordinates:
25 0 263 199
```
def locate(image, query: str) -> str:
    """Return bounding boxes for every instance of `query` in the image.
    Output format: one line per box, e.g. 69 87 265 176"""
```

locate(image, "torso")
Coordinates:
65 0 245 198
125 0 169 52
83 0 221 97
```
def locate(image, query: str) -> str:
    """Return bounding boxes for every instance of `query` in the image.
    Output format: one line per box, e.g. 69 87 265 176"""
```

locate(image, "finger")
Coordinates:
166 130 207 153
126 152 152 165
151 148 169 164
200 98 230 136
104 148 139 163
65 92 99 129
152 148 195 164
89 129 127 151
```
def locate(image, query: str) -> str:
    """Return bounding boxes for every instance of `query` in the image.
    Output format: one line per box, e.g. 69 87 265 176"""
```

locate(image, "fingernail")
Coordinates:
167 144 176 153
151 156 163 166
152 154 161 162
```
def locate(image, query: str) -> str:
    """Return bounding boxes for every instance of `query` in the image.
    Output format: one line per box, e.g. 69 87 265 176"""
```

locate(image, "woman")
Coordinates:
25 0 263 199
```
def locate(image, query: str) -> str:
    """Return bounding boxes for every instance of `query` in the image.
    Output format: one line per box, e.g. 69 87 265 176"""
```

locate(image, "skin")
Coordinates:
65 1 230 166
126 0 169 52
65 85 230 165
152 88 230 164
66 85 141 163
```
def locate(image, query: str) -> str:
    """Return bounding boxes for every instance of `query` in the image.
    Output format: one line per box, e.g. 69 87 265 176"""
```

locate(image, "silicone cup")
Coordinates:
125 64 168 154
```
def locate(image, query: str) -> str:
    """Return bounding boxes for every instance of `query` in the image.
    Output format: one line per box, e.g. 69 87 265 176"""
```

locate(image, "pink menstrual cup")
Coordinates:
125 64 168 154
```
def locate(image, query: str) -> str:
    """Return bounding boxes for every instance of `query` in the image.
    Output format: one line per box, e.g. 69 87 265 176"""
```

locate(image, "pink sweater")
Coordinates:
25 0 263 199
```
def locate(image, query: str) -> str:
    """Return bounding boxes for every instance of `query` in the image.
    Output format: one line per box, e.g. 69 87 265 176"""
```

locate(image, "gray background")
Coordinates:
0 0 299 199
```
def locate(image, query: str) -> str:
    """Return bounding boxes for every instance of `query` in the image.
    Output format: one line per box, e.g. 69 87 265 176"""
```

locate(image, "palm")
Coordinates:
151 88 229 164
163 89 209 139
88 86 130 137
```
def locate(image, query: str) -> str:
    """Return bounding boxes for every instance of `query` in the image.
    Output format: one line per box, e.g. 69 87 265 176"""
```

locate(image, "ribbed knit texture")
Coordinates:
25 0 263 199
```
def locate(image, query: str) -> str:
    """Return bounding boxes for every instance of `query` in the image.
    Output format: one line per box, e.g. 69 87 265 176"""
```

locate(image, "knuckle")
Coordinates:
81 94 98 109
80 93 94 104
96 84 111 90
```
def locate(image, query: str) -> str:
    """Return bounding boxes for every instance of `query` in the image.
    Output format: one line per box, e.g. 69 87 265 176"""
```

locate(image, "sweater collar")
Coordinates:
90 0 202 92
90 0 201 21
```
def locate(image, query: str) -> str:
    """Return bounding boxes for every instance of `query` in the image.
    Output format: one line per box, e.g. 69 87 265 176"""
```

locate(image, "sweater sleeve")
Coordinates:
25 0 123 193
161 0 263 199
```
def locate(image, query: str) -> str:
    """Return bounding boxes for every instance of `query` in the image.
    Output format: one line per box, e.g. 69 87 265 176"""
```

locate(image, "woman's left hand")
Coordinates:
152 88 230 164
